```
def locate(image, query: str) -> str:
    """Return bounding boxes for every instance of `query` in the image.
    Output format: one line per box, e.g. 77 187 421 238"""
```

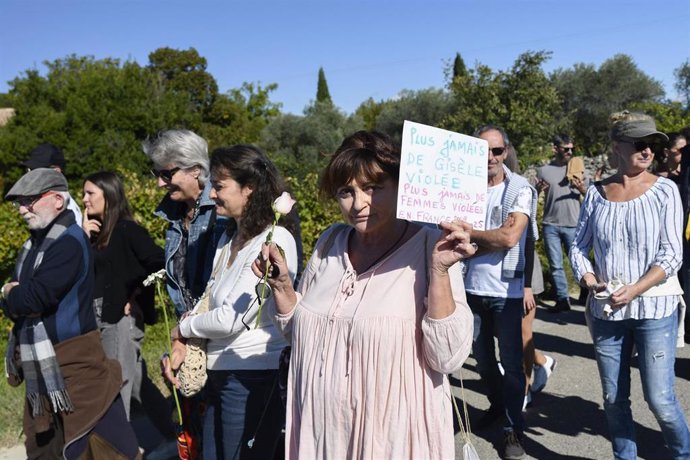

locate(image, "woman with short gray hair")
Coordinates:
143 129 211 189
144 129 229 457
143 130 227 318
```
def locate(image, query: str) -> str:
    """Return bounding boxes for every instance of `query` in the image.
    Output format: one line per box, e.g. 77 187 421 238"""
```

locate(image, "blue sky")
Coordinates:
1 0 688 115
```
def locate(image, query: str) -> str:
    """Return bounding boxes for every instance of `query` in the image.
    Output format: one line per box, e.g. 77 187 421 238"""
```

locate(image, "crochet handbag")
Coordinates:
177 243 229 398
176 291 210 398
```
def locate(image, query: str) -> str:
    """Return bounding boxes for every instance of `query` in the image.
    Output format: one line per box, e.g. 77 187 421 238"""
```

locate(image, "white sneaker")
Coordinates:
531 355 556 393
522 390 532 411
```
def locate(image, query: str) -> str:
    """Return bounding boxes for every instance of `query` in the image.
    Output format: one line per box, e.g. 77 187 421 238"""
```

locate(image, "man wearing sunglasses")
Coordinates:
1 168 138 458
460 125 539 459
535 135 589 314
20 143 83 227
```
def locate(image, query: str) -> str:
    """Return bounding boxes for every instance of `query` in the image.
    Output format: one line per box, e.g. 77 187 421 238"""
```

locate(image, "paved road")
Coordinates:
452 301 690 459
2 301 688 459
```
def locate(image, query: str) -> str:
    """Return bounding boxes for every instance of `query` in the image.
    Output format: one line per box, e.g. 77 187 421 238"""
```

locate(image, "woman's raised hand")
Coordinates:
82 212 101 238
252 242 292 290
433 221 477 274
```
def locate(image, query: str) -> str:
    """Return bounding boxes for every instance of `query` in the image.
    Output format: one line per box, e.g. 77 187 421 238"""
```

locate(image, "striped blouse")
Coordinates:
569 177 682 320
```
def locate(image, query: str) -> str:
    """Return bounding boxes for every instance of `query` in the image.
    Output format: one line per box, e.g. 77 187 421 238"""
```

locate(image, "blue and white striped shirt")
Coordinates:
569 177 682 320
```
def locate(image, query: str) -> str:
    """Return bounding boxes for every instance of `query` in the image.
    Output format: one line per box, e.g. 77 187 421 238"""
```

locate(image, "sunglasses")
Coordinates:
241 280 273 331
12 191 56 212
633 141 656 152
489 147 506 156
560 147 574 152
150 167 181 182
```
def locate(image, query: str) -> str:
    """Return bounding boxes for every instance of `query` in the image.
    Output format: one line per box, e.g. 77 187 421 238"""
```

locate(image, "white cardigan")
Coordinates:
179 225 298 370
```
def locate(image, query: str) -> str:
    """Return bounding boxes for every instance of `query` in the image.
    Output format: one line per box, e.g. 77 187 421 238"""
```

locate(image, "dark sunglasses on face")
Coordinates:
560 147 574 152
150 167 181 182
489 147 506 156
633 141 656 152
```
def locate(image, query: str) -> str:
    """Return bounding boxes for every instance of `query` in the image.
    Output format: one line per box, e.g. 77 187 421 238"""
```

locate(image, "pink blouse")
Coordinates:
273 225 473 459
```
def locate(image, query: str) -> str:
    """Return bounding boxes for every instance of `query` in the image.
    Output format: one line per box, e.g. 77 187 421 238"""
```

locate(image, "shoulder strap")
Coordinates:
422 227 439 290
304 224 348 290
317 224 347 267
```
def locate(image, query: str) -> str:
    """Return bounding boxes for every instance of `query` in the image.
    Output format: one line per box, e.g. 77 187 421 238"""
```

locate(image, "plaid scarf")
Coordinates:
4 211 75 416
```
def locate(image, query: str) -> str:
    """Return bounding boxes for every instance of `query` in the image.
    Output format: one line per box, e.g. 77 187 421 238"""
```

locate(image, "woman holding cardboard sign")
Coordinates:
253 130 474 459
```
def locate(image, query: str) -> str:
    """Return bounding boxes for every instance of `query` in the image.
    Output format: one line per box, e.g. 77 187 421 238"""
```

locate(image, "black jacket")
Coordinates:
93 219 164 325
6 210 97 344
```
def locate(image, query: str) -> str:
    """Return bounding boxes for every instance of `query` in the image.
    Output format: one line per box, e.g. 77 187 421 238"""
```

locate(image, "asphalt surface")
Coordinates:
452 301 690 459
2 301 689 459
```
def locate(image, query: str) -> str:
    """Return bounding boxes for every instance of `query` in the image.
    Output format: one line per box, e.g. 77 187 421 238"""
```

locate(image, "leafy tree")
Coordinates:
444 51 566 167
0 55 201 186
373 88 453 145
551 54 665 155
0 51 281 191
316 67 333 105
354 97 385 131
201 82 281 148
674 59 690 110
0 93 11 107
260 100 363 179
628 100 690 133
148 47 219 113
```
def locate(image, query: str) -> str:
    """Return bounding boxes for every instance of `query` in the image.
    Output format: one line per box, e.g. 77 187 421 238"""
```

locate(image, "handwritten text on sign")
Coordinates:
397 121 488 229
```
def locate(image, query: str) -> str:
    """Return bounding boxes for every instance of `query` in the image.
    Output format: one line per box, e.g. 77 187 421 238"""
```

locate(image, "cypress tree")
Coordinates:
316 67 333 105
452 53 468 80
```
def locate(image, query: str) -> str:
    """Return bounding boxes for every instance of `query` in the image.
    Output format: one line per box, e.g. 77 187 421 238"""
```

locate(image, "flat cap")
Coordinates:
5 168 68 200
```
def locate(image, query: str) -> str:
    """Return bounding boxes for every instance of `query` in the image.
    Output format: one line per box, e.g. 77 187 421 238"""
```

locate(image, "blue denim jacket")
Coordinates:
154 182 230 317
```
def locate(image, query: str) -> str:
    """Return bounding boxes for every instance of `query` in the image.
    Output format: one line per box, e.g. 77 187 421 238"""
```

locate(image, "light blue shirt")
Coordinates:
570 178 682 320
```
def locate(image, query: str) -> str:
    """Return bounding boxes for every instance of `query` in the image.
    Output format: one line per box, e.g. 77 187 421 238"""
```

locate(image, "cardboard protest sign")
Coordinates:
397 121 488 229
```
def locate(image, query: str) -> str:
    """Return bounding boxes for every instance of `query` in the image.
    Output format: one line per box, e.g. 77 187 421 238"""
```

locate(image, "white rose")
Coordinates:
272 192 296 216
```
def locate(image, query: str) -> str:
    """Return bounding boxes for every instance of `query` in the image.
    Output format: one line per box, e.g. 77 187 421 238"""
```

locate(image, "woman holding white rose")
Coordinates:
254 130 475 459
164 145 299 460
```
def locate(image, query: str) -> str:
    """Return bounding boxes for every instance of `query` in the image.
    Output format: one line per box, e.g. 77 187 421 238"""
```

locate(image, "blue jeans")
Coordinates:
203 369 284 460
592 314 690 459
543 224 576 301
467 294 526 433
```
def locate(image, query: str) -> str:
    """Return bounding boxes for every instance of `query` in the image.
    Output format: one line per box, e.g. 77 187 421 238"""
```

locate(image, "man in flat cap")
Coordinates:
21 143 82 227
1 168 140 459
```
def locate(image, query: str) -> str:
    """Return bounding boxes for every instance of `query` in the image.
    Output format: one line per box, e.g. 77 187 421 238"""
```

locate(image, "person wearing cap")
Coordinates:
535 134 589 314
21 143 83 227
1 169 139 459
570 111 690 459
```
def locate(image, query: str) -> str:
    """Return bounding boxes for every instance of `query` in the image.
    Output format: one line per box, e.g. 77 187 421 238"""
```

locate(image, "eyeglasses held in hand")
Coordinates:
241 280 273 331
150 167 181 182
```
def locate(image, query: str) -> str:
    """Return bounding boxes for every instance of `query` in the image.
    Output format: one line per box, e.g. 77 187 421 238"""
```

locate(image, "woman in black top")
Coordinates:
82 171 171 437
